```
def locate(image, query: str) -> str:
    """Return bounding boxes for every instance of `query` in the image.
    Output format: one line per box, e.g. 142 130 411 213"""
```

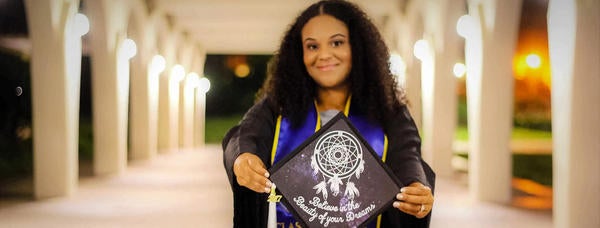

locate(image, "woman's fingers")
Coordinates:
393 182 434 218
393 201 430 218
401 183 431 196
233 153 272 193
396 183 433 204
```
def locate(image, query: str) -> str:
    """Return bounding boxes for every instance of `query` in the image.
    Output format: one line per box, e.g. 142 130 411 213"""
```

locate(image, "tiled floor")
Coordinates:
0 145 552 227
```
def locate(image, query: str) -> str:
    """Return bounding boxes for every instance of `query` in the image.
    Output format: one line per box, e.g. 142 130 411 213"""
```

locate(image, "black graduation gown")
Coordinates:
222 99 435 228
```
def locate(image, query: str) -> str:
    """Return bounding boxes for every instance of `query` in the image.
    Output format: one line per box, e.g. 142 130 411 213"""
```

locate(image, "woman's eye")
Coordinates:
332 40 344 47
306 44 318 50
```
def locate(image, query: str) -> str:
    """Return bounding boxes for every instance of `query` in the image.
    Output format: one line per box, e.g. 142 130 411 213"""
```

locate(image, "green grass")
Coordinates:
205 114 244 144
455 153 552 186
454 125 553 186
513 154 552 186
455 125 552 141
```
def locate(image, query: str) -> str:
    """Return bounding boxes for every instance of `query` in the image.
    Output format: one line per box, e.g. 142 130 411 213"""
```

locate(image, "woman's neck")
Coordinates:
315 87 350 112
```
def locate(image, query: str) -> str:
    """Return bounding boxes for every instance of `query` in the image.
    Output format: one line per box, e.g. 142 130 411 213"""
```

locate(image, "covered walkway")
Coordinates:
0 145 552 228
1 0 598 227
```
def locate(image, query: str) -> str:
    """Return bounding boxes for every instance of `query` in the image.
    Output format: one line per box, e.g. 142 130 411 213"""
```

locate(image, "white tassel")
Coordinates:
267 184 281 228
267 200 276 228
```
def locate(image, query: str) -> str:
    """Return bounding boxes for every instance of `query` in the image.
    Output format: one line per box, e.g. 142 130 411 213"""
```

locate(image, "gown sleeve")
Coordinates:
222 98 278 228
222 98 278 185
380 104 436 228
385 105 434 189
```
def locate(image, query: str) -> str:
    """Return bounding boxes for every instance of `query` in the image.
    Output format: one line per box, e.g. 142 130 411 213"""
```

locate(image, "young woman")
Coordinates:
223 1 434 227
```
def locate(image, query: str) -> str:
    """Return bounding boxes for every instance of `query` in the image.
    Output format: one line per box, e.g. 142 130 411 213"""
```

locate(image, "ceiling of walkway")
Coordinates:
152 0 401 54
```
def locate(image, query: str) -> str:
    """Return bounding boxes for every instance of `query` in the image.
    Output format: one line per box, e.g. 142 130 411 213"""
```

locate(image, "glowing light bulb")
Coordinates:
74 13 89 37
187 72 200 88
171 65 185 82
234 64 250 78
151 55 166 74
453 63 466 78
413 39 430 61
389 53 406 76
122 38 137 59
198 77 211 93
525 54 541 69
456 15 475 38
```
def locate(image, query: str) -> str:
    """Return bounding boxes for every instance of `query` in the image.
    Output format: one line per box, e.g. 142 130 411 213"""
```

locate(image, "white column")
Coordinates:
421 0 465 177
158 66 171 150
158 33 180 151
404 12 425 132
166 65 185 150
140 55 165 157
465 0 522 203
548 0 600 227
179 78 186 147
87 1 130 175
129 21 155 160
405 59 423 131
195 77 210 148
192 49 207 148
25 0 82 199
130 57 153 159
181 74 197 148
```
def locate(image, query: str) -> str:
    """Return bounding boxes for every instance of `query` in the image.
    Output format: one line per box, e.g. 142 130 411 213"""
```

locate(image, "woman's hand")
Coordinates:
233 152 272 193
393 182 434 218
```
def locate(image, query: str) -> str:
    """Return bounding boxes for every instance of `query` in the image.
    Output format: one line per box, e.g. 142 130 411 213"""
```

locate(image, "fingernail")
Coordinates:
264 172 270 178
265 187 270 193
266 180 272 187
400 187 406 193
393 202 400 208
397 193 404 200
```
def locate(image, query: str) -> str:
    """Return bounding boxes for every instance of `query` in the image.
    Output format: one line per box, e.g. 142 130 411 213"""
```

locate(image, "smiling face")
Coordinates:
301 15 352 91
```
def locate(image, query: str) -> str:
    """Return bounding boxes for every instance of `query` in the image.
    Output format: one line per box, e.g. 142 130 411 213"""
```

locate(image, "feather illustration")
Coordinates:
311 153 319 176
355 160 365 179
313 181 328 199
328 175 343 196
344 181 360 199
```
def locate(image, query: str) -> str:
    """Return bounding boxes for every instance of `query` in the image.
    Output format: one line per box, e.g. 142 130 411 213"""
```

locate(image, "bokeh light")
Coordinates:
198 77 211 93
74 13 89 37
150 55 166 75
170 64 185 82
234 63 250 78
526 54 541 69
186 72 200 88
453 63 466 78
413 39 430 61
456 15 476 38
121 38 137 59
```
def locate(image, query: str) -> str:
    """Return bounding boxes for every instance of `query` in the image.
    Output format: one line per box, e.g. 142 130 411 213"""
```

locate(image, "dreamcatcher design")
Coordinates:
311 130 365 200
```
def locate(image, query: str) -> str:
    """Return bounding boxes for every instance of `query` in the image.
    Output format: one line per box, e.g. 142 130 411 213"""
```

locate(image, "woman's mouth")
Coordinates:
317 64 337 71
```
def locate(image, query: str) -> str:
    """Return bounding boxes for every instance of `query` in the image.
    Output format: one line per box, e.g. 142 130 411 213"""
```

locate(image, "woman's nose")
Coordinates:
317 46 333 60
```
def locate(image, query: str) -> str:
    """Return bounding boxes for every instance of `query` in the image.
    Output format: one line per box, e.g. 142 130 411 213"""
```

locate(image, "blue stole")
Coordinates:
270 100 388 228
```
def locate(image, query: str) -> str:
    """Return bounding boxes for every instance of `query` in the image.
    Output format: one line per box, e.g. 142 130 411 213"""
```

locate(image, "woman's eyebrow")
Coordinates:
303 37 316 43
303 33 346 43
330 33 346 39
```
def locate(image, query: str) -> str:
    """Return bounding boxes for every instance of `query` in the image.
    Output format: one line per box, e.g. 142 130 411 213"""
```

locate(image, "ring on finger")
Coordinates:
419 204 426 213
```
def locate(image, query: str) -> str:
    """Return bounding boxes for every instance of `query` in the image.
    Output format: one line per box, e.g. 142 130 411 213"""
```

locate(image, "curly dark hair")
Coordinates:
259 0 406 127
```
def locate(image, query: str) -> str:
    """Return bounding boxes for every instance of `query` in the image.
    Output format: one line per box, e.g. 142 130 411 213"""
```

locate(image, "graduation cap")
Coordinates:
268 112 401 228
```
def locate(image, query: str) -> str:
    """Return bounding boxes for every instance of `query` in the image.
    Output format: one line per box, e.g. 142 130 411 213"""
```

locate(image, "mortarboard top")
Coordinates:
269 112 401 228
